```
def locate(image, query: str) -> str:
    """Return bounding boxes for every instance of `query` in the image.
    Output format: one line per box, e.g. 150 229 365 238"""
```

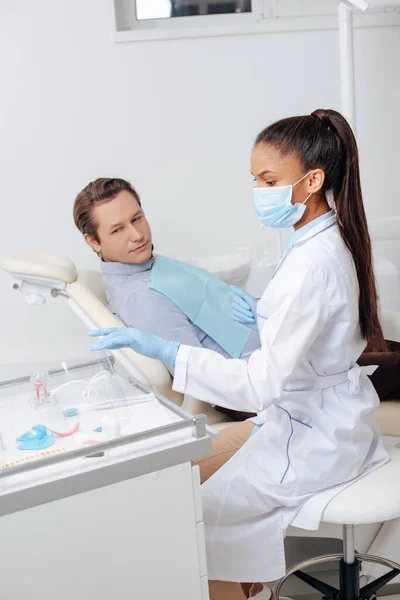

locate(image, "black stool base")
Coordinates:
272 553 400 600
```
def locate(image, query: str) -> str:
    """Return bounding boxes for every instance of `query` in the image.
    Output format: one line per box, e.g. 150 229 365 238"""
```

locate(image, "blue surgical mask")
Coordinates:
254 171 312 228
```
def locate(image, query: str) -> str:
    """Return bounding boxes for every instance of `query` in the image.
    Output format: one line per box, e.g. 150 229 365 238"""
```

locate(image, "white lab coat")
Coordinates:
173 215 388 583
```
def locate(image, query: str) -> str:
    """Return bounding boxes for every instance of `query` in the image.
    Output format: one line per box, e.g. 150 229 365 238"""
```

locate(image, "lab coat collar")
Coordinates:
287 210 335 249
272 213 337 281
291 213 337 249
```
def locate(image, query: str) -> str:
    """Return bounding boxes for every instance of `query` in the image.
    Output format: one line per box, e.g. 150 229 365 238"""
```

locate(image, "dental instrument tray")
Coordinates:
0 355 212 517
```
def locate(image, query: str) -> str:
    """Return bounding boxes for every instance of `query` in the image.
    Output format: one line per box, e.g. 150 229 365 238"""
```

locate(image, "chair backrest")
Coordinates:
381 311 400 343
76 269 108 305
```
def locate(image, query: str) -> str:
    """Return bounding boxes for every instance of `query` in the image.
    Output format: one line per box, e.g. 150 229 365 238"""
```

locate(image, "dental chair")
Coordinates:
1 253 234 430
3 252 400 436
3 253 400 437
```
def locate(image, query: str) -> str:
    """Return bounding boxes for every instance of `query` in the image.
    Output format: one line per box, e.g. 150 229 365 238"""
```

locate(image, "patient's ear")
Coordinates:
84 233 101 255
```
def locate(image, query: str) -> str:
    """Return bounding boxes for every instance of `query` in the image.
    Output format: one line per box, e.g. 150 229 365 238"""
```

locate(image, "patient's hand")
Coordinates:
230 285 259 331
89 327 179 367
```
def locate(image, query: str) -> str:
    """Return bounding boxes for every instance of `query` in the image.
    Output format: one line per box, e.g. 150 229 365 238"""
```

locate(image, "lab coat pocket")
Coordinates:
277 410 314 491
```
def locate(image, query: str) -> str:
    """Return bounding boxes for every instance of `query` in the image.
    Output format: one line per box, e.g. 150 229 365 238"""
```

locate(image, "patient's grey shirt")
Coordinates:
101 259 260 363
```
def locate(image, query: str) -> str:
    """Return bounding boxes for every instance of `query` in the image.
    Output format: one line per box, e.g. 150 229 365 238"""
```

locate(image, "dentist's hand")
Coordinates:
89 327 179 367
230 285 259 331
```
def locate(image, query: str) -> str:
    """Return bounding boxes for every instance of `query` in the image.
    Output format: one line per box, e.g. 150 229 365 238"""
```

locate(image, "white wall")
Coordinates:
1 0 399 366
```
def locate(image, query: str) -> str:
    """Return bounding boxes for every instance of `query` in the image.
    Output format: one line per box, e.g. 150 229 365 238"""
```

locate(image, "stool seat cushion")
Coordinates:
322 446 400 525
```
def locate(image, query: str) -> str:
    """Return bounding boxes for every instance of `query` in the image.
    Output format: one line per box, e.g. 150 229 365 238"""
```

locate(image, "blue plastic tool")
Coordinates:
16 424 55 451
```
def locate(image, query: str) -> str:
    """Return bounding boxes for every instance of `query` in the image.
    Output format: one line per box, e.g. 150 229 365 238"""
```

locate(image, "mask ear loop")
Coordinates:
292 170 313 188
293 171 313 206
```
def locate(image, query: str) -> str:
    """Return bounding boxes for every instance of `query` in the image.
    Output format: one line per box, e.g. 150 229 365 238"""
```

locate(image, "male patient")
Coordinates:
73 178 261 370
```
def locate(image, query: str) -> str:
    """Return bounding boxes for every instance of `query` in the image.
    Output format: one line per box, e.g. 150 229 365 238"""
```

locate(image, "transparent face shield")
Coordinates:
24 354 153 446
31 354 149 413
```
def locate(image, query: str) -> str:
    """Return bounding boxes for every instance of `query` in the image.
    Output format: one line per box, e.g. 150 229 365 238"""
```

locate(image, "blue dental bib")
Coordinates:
149 255 251 358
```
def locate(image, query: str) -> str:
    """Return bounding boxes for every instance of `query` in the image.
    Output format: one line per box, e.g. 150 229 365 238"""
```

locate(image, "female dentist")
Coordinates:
90 109 389 600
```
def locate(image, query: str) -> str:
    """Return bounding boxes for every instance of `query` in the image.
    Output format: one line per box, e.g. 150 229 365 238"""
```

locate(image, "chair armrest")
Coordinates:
66 279 183 406
182 395 233 426
374 401 400 437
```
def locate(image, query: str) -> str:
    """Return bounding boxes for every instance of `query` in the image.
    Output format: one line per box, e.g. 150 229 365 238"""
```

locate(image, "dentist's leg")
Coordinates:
194 421 264 599
194 420 254 483
209 580 264 599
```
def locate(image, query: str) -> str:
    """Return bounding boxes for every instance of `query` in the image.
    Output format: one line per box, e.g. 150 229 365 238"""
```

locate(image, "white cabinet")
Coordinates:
0 364 213 600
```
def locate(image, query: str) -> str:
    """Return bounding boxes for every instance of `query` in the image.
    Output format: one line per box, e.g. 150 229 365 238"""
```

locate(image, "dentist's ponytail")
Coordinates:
314 109 386 352
256 109 386 352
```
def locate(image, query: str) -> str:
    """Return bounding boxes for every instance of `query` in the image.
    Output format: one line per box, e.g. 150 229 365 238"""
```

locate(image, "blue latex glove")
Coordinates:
89 327 179 367
230 285 259 331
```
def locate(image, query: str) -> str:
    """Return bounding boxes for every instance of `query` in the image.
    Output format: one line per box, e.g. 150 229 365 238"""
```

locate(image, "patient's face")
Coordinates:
87 191 153 264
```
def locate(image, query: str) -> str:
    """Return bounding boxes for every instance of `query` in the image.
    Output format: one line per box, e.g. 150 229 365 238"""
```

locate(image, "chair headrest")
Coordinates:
2 253 77 284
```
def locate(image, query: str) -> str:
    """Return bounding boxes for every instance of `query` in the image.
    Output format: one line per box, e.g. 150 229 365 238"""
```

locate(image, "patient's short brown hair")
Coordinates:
73 178 141 242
